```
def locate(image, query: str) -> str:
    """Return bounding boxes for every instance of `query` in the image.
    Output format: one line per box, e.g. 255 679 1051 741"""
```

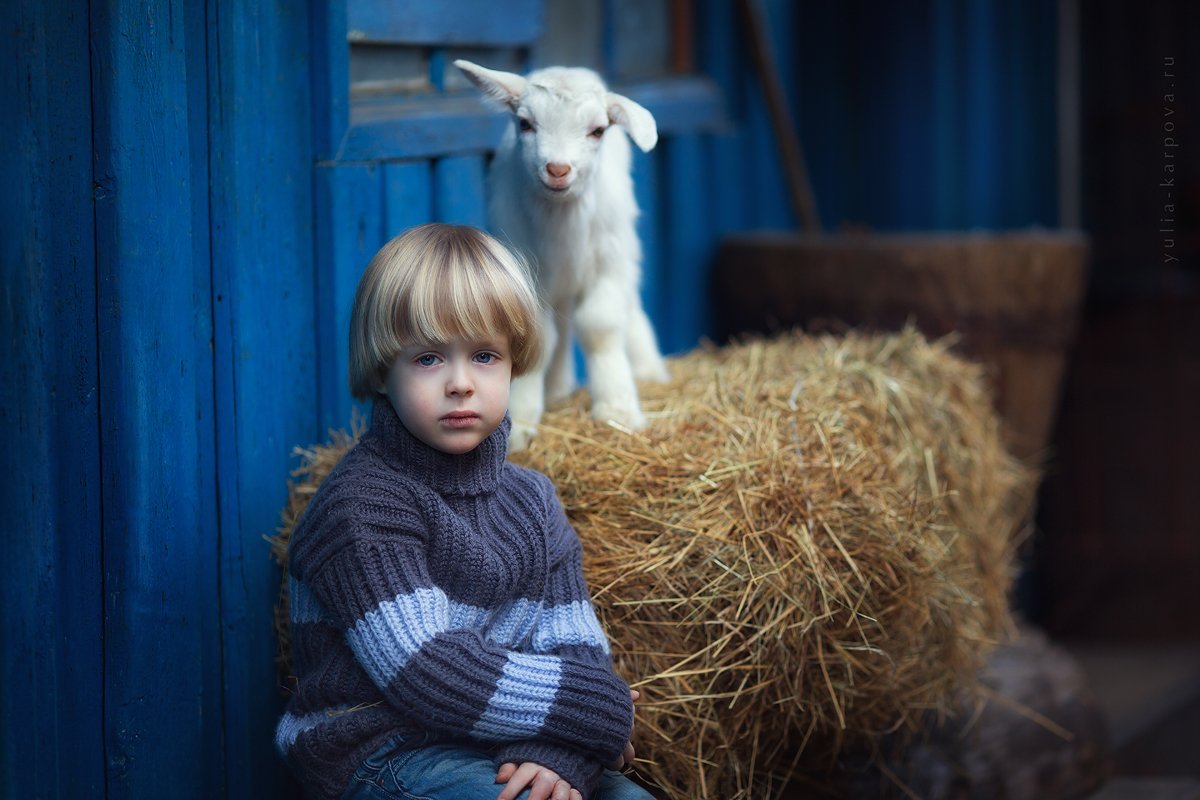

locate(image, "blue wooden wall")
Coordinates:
1 1 1058 797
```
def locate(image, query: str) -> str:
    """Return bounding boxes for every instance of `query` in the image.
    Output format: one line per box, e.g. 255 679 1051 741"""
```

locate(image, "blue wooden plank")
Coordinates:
343 94 508 161
90 0 223 796
185 2 226 792
865 1 936 230
384 160 435 237
931 0 963 229
632 147 665 342
313 0 349 160
1028 0 1059 227
965 0 1001 228
663 134 712 353
429 46 448 92
316 163 385 435
740 0 792 229
348 0 541 45
697 0 750 236
0 1 104 797
1003 0 1058 228
433 154 488 227
206 1 316 797
601 0 618 78
743 82 789 228
620 77 725 133
1001 0 1026 227
792 1 849 229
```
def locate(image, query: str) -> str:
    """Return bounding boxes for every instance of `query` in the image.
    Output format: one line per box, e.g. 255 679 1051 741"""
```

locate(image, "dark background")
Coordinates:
1033 1 1199 642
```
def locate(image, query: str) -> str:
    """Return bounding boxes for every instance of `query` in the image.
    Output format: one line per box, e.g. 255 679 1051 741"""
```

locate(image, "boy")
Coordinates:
276 224 650 800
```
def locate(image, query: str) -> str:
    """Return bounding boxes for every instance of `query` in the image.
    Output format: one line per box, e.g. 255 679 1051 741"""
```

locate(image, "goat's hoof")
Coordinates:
635 363 670 384
507 423 538 453
546 380 577 403
592 403 646 433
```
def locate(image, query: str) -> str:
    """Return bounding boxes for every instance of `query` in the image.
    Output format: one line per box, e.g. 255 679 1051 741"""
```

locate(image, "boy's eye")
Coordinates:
474 352 497 364
415 354 440 367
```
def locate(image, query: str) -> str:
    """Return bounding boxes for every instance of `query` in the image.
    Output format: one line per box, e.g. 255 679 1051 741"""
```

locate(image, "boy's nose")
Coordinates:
446 364 473 395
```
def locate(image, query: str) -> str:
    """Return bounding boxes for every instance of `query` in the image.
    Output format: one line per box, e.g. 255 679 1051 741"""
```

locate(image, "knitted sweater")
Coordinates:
276 399 634 799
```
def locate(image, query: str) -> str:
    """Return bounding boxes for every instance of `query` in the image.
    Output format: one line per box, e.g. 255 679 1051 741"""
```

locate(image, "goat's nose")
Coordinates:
546 163 571 179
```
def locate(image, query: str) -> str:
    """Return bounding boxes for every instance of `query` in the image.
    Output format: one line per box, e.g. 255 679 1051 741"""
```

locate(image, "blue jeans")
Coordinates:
342 734 656 800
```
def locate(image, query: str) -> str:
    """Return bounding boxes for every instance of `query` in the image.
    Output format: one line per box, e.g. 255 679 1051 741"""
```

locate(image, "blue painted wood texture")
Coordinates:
384 160 435 236
316 163 386 434
342 95 509 161
632 147 664 335
89 0 223 796
348 0 541 44
206 1 316 797
662 133 712 353
313 0 350 159
3 1 1062 797
433 154 489 227
0 2 104 797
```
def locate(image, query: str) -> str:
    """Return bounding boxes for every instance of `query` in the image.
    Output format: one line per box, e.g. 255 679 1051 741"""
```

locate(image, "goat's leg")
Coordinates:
626 300 670 383
508 373 544 452
574 278 645 430
507 309 556 452
545 307 576 402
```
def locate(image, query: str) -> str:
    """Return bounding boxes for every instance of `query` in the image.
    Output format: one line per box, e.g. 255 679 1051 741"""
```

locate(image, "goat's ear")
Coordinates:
454 60 526 111
607 93 658 152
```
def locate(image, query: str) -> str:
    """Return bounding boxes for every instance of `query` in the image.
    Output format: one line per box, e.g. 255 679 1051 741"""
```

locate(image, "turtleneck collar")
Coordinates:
364 397 510 497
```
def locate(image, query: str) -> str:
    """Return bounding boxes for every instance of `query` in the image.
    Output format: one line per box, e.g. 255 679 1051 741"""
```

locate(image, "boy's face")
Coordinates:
382 336 512 455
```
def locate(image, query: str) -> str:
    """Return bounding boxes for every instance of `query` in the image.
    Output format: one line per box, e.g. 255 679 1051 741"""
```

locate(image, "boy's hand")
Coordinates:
495 688 640 797
495 762 581 800
608 740 635 772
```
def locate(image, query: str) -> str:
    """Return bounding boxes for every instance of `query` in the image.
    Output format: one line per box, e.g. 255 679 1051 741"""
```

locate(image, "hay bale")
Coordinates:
271 329 1035 800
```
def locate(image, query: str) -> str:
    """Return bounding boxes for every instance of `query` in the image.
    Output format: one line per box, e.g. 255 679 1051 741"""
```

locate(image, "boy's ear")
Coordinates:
606 92 658 152
454 60 526 112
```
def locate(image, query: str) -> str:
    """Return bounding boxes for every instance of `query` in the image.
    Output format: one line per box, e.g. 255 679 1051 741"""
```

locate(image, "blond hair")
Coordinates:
349 224 544 399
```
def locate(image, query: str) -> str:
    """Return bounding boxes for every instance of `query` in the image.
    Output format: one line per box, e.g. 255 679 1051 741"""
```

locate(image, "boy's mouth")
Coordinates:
440 411 480 429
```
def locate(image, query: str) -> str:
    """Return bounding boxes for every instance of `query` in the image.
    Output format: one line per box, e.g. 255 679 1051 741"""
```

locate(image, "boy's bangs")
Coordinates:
407 263 523 347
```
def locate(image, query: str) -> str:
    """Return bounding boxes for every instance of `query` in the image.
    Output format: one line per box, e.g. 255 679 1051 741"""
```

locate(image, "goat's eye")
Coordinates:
518 117 535 133
589 126 607 139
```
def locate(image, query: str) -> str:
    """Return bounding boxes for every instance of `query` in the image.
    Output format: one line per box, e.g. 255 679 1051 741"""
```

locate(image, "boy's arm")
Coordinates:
490 489 636 799
526 485 623 675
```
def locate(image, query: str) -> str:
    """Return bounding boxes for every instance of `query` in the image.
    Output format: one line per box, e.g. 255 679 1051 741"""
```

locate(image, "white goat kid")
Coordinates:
455 59 670 451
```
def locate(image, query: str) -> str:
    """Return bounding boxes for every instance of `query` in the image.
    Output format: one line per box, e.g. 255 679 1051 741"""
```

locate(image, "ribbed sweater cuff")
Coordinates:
540 664 634 760
493 741 605 800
